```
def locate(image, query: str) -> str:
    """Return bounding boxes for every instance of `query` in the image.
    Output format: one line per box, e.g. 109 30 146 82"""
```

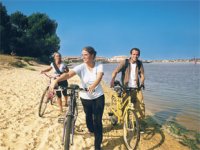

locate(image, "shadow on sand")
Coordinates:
101 114 166 150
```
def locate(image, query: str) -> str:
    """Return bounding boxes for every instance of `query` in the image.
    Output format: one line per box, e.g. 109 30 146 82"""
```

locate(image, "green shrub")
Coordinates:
38 55 51 64
180 138 199 150
10 61 27 68
24 66 36 71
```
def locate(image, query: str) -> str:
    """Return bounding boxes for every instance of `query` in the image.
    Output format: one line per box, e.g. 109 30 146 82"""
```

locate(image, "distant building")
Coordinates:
108 55 128 62
62 56 82 63
96 57 109 63
62 55 199 64
62 56 109 63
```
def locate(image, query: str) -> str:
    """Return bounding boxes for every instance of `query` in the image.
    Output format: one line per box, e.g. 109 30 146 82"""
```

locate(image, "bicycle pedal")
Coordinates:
58 118 64 123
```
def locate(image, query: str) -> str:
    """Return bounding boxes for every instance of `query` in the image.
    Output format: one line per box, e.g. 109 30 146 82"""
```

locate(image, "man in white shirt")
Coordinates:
110 48 145 130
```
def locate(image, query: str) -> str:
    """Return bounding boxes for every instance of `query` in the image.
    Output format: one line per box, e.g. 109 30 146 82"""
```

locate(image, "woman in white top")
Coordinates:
41 52 69 112
51 46 104 150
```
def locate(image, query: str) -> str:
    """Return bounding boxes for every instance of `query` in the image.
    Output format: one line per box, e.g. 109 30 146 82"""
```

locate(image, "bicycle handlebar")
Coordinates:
43 73 59 79
54 86 87 93
66 87 87 91
65 84 89 92
114 80 145 91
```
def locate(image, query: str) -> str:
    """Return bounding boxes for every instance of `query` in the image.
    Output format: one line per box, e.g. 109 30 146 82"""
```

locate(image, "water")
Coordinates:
103 63 200 131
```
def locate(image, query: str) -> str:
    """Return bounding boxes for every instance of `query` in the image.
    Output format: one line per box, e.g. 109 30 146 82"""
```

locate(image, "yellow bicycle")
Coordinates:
108 80 140 150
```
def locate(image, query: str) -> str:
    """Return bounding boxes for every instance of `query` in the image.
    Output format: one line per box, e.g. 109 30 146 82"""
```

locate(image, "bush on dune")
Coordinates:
0 2 60 63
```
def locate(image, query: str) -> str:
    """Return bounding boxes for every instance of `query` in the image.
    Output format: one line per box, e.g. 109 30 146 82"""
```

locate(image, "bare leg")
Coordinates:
57 97 63 112
64 96 68 107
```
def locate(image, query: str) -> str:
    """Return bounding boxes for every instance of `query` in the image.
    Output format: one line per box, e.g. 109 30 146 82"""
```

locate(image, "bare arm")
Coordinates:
110 70 118 87
50 70 76 89
88 72 104 93
110 60 125 87
140 65 145 85
65 66 69 73
41 66 52 73
56 70 76 82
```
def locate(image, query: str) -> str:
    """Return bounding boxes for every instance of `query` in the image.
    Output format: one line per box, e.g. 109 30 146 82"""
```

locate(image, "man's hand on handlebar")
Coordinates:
140 83 145 90
110 78 115 88
87 84 96 93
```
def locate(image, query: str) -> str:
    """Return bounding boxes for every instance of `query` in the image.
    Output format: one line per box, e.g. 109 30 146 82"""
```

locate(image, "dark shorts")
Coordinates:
56 80 68 98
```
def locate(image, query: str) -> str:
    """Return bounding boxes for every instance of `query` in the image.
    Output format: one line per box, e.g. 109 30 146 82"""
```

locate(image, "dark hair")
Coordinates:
53 52 62 63
130 48 140 56
83 46 97 59
53 52 62 58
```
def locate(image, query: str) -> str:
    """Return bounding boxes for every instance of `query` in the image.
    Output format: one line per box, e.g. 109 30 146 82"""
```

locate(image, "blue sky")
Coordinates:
2 0 200 60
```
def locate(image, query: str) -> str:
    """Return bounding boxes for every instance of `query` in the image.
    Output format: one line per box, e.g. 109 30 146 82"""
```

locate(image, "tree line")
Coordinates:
0 2 60 62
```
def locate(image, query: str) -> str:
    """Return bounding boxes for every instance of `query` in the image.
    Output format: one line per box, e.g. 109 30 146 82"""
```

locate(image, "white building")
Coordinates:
108 55 128 62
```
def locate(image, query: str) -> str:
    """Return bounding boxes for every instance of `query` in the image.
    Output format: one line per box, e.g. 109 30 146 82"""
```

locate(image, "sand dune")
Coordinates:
0 64 188 150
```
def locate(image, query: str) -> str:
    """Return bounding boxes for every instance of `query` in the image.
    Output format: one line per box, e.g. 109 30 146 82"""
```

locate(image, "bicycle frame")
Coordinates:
61 85 85 147
109 81 142 150
43 73 58 84
61 88 77 145
43 73 66 99
111 90 136 124
38 73 66 117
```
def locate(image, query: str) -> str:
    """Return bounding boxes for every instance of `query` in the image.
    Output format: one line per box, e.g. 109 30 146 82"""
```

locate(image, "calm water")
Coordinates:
103 63 200 131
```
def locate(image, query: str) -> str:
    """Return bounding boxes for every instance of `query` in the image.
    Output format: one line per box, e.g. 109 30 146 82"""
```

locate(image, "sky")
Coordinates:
1 0 200 60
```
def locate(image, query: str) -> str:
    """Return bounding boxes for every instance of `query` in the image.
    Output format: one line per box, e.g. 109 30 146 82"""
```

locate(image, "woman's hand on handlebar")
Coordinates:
140 83 145 90
87 84 95 93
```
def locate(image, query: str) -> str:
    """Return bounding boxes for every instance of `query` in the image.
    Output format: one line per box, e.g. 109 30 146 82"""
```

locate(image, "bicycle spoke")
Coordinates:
123 109 140 150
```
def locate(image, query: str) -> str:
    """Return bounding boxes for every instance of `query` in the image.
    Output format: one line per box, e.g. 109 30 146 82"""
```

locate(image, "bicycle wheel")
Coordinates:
64 115 72 150
109 95 118 125
71 105 78 145
38 87 51 117
123 109 140 150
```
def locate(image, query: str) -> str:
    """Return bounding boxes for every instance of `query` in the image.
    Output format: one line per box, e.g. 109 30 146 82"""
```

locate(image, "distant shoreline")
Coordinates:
67 61 200 66
63 56 200 64
0 54 199 149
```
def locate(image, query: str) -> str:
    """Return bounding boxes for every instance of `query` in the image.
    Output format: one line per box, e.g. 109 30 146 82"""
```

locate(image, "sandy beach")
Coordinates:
0 61 189 150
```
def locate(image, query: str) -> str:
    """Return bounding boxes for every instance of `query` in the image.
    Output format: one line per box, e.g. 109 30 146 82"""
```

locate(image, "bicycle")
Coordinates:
58 84 86 150
38 73 64 117
108 80 142 150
